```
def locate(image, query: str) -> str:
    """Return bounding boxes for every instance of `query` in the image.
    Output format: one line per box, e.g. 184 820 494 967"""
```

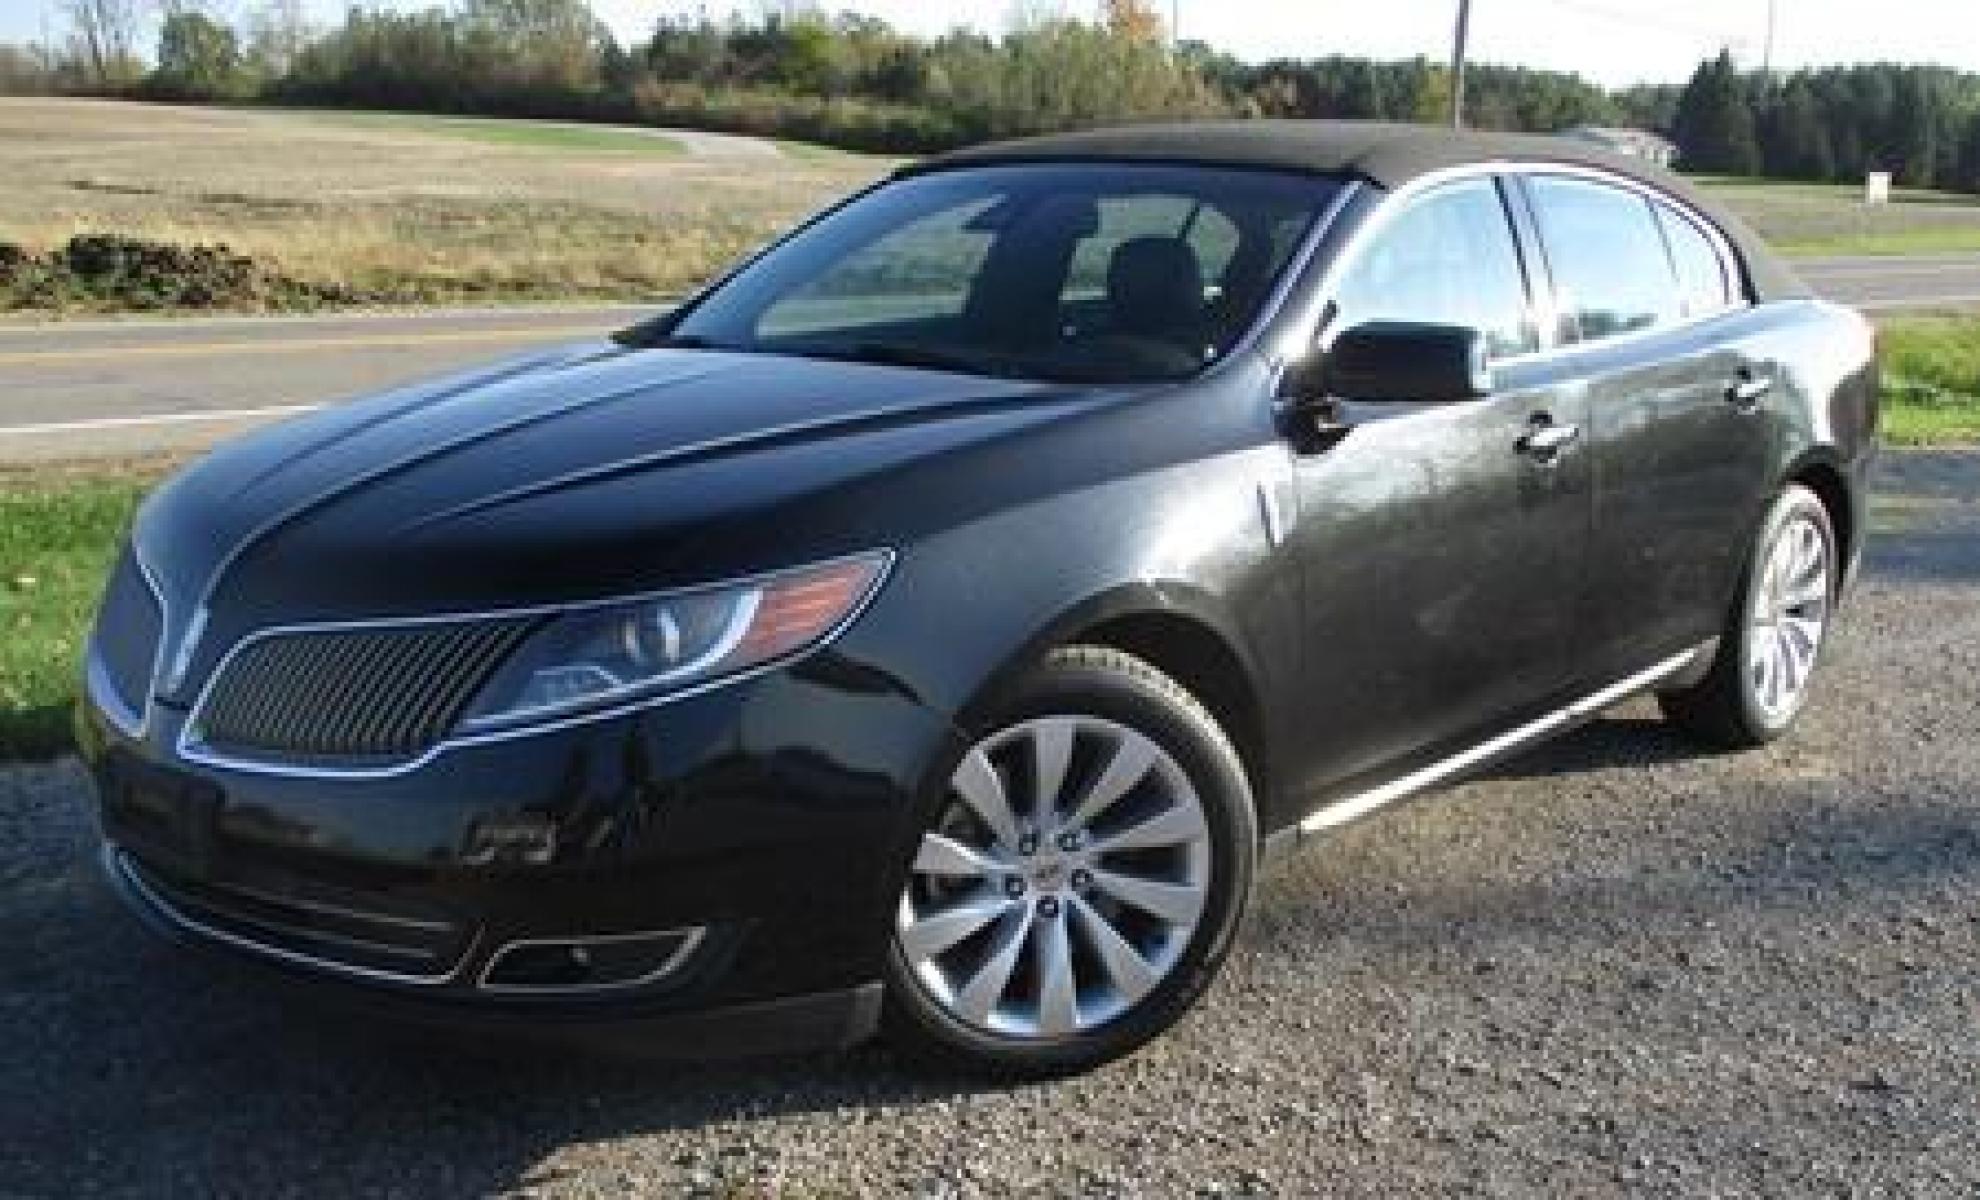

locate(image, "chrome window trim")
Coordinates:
1271 159 1754 374
175 548 896 781
109 846 471 987
1300 172 1546 361
1212 178 1364 370
1647 196 1741 319
475 927 709 996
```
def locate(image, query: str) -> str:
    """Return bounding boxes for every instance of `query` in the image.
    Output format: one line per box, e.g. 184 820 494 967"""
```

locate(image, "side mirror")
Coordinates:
1315 321 1495 404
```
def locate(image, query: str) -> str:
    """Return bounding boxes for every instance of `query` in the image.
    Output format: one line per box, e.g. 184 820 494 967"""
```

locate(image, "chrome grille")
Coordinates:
90 547 164 722
192 618 536 763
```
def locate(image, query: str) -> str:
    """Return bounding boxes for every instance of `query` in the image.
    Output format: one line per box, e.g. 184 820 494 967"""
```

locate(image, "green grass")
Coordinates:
288 109 687 156
1696 177 1980 259
0 472 150 761
1773 228 1980 258
1880 316 1980 445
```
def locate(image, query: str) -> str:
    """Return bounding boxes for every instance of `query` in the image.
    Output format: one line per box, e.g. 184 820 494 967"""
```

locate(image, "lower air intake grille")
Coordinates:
118 851 471 983
193 617 535 763
91 547 164 721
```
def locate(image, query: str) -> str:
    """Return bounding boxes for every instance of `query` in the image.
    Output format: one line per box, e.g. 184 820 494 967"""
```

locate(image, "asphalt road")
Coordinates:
0 305 654 464
4 449 1979 1196
1 252 1976 465
1795 253 1980 313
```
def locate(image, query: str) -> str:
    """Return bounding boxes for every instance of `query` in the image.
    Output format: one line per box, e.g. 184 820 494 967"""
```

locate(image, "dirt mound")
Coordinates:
0 234 368 312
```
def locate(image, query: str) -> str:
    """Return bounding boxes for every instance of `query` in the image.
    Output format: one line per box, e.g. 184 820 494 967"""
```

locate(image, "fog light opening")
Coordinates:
477 928 706 995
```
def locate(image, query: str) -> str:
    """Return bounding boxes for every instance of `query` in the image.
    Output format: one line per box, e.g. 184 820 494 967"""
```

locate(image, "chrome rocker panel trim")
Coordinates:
1299 646 1705 836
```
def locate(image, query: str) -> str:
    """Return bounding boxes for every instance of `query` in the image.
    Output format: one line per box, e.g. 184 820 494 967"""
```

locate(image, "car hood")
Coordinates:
136 340 1099 672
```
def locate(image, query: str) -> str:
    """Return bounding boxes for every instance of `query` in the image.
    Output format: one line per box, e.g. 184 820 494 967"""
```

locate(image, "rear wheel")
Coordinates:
1660 484 1837 749
884 647 1255 1077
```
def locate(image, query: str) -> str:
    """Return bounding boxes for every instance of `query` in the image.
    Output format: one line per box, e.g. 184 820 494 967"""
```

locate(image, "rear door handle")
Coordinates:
1516 419 1581 464
1728 372 1774 410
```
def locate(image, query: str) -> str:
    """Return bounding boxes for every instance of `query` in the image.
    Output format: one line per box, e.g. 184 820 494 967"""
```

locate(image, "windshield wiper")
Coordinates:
616 329 740 351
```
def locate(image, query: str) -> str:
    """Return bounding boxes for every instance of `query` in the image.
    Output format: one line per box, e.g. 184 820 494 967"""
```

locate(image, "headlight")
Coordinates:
458 551 891 732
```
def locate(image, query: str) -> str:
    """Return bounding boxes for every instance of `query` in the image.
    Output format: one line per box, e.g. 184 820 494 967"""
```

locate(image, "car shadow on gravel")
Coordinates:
1477 714 1703 782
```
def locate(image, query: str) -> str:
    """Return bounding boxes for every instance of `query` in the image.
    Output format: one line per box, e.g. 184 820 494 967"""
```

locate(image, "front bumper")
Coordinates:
78 654 957 1050
101 839 882 1056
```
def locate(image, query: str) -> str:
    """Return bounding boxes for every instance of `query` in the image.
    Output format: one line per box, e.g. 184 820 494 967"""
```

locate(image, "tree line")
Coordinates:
1675 50 1980 191
5 1 1980 191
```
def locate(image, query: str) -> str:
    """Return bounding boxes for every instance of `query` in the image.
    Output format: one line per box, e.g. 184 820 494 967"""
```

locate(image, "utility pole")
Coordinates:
1450 0 1472 129
1762 0 1778 76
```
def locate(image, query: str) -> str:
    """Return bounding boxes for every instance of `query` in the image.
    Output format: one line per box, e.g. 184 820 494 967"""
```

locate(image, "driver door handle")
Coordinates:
1728 372 1774 410
1517 418 1581 464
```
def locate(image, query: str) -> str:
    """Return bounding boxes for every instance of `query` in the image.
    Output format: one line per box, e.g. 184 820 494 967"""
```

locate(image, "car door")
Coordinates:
1277 175 1593 804
1517 174 1776 685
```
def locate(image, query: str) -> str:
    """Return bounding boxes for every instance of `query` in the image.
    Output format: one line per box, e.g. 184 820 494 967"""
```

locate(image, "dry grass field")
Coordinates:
3 98 1979 313
0 98 889 308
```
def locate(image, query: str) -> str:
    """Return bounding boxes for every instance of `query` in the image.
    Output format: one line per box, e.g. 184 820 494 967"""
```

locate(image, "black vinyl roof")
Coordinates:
907 120 1807 303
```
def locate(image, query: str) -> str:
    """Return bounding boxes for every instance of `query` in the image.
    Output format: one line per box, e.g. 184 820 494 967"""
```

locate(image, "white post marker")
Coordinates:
1865 172 1893 206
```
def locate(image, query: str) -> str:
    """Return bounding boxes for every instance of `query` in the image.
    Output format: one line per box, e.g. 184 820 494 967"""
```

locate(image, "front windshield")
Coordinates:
643 163 1343 385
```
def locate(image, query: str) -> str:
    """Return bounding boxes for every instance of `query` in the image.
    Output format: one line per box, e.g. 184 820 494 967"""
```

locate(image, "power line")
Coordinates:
1762 0 1778 75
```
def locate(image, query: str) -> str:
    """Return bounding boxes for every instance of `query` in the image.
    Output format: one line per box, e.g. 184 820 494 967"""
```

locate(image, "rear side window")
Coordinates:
1328 177 1539 360
1527 176 1681 343
1655 203 1736 317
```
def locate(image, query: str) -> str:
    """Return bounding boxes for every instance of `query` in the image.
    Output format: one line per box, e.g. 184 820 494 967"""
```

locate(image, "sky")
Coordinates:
5 0 1980 89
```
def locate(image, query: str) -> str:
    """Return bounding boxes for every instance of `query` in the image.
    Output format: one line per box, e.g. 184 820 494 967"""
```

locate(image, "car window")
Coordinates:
1527 176 1682 342
1327 177 1538 360
758 200 997 339
1061 195 1240 305
661 163 1342 385
1655 203 1736 318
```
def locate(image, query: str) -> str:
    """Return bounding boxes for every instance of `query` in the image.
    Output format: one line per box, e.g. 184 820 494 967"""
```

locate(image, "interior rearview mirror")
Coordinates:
1314 321 1496 405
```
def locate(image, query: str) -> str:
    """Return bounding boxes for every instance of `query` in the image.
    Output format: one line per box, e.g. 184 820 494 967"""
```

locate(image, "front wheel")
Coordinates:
1660 484 1838 749
883 647 1256 1077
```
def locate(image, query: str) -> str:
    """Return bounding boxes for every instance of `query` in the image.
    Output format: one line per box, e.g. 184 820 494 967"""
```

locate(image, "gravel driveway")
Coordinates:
6 450 1978 1198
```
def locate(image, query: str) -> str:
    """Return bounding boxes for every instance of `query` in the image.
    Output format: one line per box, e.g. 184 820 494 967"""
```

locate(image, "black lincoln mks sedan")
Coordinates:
79 121 1876 1075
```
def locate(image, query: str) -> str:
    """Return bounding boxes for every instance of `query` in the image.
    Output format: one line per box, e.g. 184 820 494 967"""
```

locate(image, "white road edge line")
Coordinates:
0 403 322 437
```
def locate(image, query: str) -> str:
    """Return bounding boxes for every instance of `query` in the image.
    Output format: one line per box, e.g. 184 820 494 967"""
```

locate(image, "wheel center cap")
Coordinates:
1030 857 1072 892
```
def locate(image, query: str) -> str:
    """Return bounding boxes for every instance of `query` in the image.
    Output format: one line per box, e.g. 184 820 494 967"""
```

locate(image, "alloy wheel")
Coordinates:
1744 509 1832 723
895 715 1212 1039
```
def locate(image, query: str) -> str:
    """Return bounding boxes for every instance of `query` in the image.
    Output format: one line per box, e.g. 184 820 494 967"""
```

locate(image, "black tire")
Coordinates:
883 646 1256 1078
1659 484 1838 750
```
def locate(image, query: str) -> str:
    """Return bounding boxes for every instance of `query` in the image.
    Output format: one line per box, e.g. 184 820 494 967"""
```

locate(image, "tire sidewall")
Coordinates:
1734 485 1837 738
882 649 1257 1076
